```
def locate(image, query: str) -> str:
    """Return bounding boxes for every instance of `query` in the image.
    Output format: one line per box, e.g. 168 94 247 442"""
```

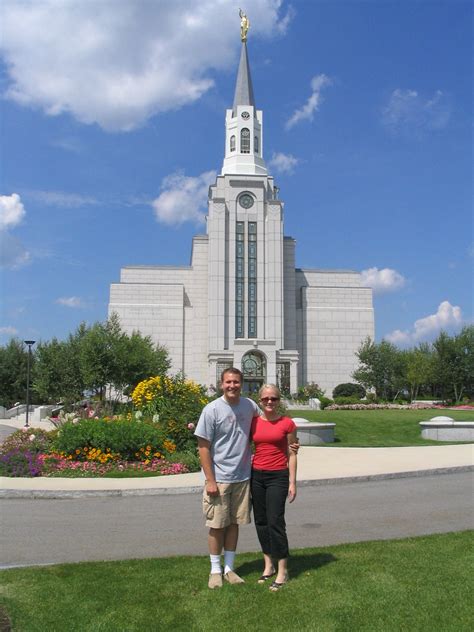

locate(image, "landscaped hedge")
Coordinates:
53 418 173 461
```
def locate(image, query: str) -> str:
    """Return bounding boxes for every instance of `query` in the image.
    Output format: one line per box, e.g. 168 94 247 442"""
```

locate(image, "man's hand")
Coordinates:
205 480 219 496
289 438 300 454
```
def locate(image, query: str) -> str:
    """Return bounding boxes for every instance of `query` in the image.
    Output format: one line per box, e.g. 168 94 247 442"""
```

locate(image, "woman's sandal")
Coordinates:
257 571 276 584
269 575 289 591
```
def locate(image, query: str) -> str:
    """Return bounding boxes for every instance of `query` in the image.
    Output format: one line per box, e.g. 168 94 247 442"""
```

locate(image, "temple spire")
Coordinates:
232 41 256 115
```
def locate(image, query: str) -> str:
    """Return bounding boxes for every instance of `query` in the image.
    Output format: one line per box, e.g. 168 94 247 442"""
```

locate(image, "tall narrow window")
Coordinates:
254 135 259 154
230 135 236 152
241 128 250 153
248 222 257 338
236 222 245 338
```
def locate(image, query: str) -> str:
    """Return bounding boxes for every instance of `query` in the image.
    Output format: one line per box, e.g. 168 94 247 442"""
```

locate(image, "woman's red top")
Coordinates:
251 416 296 471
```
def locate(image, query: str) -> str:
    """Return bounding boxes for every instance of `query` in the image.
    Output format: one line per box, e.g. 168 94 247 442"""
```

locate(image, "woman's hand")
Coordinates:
288 482 297 503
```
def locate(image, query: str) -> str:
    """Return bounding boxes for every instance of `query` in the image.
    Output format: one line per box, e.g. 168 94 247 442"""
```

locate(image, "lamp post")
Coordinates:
24 340 36 428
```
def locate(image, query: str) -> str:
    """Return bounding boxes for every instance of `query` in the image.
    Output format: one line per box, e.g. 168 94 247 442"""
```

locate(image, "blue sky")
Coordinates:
1 0 472 349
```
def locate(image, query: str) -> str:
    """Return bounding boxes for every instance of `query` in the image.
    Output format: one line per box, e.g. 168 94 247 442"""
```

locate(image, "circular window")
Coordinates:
239 193 254 209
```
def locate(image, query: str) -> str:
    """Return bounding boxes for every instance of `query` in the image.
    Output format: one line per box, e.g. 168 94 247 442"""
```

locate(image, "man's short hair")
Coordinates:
220 367 243 383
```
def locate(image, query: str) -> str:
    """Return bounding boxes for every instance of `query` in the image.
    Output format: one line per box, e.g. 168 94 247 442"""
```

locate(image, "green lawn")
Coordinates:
1 531 472 631
291 408 474 447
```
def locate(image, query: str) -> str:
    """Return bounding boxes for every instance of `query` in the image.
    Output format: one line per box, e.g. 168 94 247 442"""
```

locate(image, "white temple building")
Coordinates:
109 36 374 396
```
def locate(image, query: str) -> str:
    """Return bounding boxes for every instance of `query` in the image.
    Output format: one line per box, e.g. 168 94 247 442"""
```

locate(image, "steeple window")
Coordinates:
230 135 236 152
254 136 259 154
248 222 257 337
236 222 245 338
241 128 250 153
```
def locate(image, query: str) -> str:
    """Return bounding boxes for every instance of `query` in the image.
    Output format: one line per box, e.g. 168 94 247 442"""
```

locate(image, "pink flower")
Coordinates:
29 434 36 441
187 423 195 430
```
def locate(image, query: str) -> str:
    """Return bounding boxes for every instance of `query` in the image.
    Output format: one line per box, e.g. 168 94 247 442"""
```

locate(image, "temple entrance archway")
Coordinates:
242 351 266 395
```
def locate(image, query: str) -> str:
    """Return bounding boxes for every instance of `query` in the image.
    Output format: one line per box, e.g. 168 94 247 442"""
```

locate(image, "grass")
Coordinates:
291 408 474 447
0 531 472 631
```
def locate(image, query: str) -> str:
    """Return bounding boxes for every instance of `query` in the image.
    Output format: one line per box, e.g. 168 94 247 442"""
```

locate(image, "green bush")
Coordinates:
52 418 171 461
334 396 364 405
319 396 334 409
333 383 366 399
131 374 209 450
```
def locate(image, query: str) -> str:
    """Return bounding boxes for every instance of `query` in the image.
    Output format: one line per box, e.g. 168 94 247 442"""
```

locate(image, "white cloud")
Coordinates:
360 267 406 294
382 88 451 135
0 193 25 229
286 74 332 130
385 301 464 346
152 170 217 226
56 296 86 308
31 190 97 208
268 152 299 174
0 0 287 132
0 231 31 269
0 326 18 336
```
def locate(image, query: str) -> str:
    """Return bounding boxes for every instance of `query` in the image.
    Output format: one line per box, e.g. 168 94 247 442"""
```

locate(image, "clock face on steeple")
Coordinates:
239 193 254 209
241 111 250 119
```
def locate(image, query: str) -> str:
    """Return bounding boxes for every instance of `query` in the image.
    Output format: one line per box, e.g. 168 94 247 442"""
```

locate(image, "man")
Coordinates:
195 367 257 588
195 368 298 589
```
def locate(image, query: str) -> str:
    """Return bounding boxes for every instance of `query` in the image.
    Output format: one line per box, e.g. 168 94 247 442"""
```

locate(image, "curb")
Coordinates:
1 465 472 499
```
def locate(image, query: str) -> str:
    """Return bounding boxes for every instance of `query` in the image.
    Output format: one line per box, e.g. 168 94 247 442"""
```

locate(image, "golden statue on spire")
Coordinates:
239 9 250 42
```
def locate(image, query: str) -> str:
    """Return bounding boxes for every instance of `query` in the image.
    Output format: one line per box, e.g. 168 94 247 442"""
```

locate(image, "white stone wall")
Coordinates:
109 282 186 374
295 270 374 396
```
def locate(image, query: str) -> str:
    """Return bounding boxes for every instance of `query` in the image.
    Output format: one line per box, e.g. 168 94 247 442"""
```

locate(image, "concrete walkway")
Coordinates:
1 444 472 498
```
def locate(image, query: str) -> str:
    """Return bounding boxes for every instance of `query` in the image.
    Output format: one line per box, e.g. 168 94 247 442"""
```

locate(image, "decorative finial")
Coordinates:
239 9 250 42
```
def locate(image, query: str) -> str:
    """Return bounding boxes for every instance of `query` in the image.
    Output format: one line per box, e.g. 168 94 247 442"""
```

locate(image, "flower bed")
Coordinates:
325 403 436 411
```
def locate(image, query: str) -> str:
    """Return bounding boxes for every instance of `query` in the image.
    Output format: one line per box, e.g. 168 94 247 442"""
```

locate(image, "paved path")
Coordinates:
1 472 472 568
1 444 473 497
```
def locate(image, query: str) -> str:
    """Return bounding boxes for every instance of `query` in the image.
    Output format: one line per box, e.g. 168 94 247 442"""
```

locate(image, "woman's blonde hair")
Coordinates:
258 383 281 399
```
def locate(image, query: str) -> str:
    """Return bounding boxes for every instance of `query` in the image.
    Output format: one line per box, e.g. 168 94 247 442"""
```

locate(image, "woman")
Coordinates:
251 384 297 591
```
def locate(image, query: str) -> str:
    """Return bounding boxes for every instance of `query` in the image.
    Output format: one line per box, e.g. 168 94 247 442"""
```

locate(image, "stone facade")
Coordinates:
109 41 374 396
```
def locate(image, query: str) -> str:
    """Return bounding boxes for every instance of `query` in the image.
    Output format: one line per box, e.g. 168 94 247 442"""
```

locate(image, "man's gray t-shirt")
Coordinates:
194 396 259 483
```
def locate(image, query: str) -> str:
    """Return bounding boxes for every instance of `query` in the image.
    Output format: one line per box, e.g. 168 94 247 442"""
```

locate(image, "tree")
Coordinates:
32 315 170 406
0 339 35 408
79 314 170 402
404 343 435 401
33 335 85 405
352 337 405 400
432 326 474 403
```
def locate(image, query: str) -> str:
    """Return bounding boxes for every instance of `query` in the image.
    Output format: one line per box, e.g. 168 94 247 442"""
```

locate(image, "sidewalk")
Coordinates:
1 444 472 498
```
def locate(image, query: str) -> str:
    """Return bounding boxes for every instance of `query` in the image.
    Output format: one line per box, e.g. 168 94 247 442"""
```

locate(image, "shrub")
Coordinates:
333 383 366 399
0 428 55 455
52 418 173 462
319 396 334 409
131 374 209 450
334 396 364 405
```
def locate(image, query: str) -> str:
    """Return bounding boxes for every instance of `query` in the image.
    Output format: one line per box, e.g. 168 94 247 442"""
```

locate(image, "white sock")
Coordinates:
224 550 236 574
210 554 221 574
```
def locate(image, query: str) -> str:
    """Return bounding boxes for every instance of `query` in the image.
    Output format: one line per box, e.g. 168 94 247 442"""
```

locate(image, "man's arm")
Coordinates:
197 437 219 496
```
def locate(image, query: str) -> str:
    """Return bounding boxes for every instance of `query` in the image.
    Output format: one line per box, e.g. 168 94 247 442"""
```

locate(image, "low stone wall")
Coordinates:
420 416 474 441
292 417 335 445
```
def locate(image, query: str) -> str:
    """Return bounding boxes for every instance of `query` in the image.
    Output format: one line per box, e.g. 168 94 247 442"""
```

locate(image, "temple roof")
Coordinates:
232 42 256 115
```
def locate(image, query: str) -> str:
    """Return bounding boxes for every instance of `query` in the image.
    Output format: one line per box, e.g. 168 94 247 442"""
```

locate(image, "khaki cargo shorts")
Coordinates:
202 480 251 528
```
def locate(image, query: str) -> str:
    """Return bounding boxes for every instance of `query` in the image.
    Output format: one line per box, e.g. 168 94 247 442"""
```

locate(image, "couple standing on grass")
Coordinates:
195 367 298 591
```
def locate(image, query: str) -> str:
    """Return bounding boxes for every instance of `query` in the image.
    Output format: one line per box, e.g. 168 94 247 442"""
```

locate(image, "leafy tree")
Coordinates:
403 343 434 401
33 335 85 405
79 314 170 402
352 337 405 400
0 339 36 408
31 315 170 406
432 326 474 403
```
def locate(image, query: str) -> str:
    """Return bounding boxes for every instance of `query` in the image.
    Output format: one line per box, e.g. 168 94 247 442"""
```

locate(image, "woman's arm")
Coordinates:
287 430 297 503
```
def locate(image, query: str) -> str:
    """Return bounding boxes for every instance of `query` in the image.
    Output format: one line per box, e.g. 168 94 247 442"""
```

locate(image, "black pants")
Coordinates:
251 468 290 560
